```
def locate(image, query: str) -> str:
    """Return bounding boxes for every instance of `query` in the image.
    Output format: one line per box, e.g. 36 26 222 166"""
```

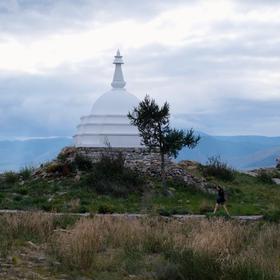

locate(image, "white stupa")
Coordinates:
74 50 142 147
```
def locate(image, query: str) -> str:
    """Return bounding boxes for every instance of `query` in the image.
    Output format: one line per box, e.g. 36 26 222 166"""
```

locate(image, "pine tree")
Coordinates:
128 95 200 193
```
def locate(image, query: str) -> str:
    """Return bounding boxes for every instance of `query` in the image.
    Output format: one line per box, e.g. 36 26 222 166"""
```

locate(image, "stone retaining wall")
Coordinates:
58 146 172 176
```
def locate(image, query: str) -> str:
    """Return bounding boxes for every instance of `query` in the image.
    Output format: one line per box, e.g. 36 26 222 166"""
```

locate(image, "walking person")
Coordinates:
213 185 230 216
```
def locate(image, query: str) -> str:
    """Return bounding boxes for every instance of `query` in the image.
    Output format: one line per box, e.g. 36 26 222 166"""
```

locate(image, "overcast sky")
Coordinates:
0 0 279 138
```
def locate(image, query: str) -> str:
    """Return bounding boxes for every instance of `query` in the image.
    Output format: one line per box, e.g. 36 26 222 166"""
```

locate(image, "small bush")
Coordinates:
158 208 172 217
57 152 69 163
41 203 52 212
164 248 221 280
84 152 145 197
73 154 93 171
95 152 126 177
202 156 235 181
263 210 280 222
4 171 19 184
170 207 189 215
45 162 71 176
49 218 106 270
19 166 33 180
98 203 115 214
14 195 23 201
257 170 274 184
18 187 28 195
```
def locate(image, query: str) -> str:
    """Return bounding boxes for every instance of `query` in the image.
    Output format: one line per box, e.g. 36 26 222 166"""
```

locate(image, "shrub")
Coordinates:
84 152 145 197
45 162 71 176
73 154 93 171
49 218 106 270
41 202 52 212
4 171 19 184
170 207 189 215
57 151 69 163
202 156 235 181
19 166 33 180
158 208 172 217
13 195 23 202
164 248 221 280
263 210 280 222
98 203 115 214
95 152 126 177
18 187 28 195
256 170 274 184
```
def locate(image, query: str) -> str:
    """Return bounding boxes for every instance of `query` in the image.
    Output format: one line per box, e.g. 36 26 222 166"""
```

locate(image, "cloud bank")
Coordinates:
0 0 279 138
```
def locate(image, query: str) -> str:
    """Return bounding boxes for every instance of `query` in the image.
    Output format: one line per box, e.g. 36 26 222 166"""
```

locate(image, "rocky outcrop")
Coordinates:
56 147 216 194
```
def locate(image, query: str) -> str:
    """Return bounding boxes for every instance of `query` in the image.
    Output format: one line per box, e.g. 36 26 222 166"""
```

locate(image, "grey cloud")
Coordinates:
0 67 109 137
0 0 188 38
0 0 280 137
173 98 280 136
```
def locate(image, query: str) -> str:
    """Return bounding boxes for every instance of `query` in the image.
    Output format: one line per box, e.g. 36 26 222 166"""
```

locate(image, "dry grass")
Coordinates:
1 213 280 279
1 212 55 240
48 216 280 278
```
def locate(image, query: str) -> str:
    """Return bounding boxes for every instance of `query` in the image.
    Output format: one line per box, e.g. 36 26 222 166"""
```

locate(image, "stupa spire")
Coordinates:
111 49 126 89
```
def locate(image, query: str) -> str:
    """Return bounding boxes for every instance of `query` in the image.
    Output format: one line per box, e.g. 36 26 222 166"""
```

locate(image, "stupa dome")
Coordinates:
74 50 142 148
91 88 139 115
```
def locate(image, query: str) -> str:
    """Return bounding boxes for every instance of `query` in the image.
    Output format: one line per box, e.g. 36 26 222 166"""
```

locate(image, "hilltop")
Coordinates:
0 149 280 217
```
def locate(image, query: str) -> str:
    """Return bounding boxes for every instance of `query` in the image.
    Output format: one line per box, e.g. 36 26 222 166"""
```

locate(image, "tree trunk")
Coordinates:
160 152 167 195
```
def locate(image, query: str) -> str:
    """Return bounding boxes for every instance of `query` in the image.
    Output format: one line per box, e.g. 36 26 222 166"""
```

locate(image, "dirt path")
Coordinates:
0 210 263 221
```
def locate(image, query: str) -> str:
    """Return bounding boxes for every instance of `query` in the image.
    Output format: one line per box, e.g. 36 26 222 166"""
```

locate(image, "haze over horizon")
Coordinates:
0 0 279 138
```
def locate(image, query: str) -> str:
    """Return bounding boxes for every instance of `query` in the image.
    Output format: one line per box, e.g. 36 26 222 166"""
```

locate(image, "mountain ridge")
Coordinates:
0 134 279 172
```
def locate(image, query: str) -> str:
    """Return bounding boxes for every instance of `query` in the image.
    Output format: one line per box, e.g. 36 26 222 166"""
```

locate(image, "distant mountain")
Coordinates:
177 134 280 170
0 137 73 172
0 135 279 172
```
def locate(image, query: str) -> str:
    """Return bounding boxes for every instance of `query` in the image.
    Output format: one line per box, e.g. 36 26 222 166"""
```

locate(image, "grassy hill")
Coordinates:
1 155 280 217
1 157 280 279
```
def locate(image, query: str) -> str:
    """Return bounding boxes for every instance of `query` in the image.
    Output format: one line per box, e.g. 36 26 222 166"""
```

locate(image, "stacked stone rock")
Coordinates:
59 146 172 176
57 147 216 194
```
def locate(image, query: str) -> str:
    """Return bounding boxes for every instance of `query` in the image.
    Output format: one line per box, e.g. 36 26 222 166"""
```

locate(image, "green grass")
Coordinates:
216 172 280 215
0 164 280 215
